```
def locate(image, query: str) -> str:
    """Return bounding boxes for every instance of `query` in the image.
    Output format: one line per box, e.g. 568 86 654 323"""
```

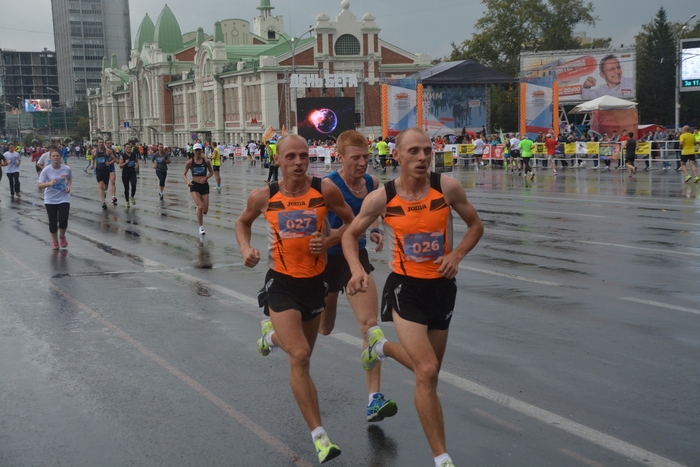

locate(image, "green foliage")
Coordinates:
636 8 676 123
22 133 36 148
636 9 700 126
489 86 520 132
449 0 599 76
73 117 91 141
448 0 602 131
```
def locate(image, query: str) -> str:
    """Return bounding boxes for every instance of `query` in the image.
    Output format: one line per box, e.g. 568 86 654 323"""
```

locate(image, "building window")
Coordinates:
334 34 360 55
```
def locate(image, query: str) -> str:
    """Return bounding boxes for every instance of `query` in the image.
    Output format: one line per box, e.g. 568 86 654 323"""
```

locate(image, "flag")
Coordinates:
262 125 276 142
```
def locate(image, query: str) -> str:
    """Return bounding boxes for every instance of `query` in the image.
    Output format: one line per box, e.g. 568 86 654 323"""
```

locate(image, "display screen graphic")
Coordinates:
297 97 355 141
24 99 52 112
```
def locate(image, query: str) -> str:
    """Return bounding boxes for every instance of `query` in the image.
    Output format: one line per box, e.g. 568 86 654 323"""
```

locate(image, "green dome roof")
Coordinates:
257 0 274 11
134 14 155 51
154 5 184 53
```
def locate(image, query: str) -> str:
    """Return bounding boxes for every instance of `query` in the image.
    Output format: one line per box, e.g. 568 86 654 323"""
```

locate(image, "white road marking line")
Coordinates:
62 227 687 466
332 332 362 347
619 297 700 316
333 333 684 467
439 372 685 467
580 241 700 257
459 265 562 286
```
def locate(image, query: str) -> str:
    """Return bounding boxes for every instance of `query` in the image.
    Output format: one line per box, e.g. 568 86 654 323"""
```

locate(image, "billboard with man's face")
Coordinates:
520 48 636 102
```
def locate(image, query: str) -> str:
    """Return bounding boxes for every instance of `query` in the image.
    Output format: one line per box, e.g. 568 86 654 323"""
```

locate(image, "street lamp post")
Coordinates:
675 14 696 131
46 87 63 137
272 27 314 132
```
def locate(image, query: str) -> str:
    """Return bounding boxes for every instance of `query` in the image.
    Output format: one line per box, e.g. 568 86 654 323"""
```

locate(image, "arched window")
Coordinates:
334 34 360 56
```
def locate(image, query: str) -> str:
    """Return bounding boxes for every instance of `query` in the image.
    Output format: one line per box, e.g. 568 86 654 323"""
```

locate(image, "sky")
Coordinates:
0 0 698 62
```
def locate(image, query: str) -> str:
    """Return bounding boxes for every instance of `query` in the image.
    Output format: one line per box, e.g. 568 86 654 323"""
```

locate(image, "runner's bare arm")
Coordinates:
342 189 387 295
435 177 483 279
235 188 269 268
182 160 192 185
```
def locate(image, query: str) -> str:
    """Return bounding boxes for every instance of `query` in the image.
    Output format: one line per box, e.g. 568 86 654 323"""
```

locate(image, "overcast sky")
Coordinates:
1 0 698 62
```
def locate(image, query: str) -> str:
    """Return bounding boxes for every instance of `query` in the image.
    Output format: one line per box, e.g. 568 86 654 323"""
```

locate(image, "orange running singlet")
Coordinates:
264 177 328 278
383 172 453 279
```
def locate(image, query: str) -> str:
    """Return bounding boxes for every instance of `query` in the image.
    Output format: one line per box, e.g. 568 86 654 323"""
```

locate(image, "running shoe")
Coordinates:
198 226 206 236
258 319 274 356
15 192 21 198
59 236 68 248
102 202 107 210
217 185 221 193
361 327 386 371
126 200 130 207
52 240 59 250
553 169 558 175
695 177 699 184
438 460 455 467
131 197 136 205
314 434 341 464
367 393 398 422
112 196 117 205
685 175 692 183
159 192 163 200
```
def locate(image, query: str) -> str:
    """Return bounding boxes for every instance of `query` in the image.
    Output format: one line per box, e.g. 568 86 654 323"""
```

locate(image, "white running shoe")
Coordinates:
199 226 206 235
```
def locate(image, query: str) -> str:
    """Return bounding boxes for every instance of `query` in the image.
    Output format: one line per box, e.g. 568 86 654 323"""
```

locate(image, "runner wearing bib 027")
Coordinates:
264 177 329 278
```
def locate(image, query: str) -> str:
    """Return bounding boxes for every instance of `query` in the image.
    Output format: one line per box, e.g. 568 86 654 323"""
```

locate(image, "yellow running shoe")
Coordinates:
314 434 341 464
257 319 274 356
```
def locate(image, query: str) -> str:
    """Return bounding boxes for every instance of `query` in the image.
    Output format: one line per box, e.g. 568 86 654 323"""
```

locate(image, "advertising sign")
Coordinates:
422 85 486 136
386 79 418 135
432 151 454 173
24 99 52 112
524 77 553 139
680 39 700 92
520 48 636 102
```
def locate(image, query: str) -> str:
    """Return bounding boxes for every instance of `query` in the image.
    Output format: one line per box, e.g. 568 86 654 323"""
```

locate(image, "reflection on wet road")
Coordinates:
1 158 698 466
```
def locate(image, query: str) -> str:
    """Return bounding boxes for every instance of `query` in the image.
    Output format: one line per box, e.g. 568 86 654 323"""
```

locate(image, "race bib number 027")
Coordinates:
403 232 444 262
278 210 317 238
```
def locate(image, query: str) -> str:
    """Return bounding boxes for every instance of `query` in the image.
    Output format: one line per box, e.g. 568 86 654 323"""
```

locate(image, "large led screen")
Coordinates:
680 39 700 92
24 99 52 112
296 97 355 141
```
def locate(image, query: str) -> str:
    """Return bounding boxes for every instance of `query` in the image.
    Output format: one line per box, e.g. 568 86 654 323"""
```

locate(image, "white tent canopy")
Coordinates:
570 95 637 114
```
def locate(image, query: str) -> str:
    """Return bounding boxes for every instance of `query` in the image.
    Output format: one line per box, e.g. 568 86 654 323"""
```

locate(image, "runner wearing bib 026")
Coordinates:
383 172 452 279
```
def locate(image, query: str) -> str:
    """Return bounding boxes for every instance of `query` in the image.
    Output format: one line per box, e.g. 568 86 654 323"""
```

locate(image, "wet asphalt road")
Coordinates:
1 157 699 467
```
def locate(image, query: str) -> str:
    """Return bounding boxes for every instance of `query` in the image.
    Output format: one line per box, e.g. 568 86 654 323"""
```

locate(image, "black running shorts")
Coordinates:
258 270 328 321
380 272 456 330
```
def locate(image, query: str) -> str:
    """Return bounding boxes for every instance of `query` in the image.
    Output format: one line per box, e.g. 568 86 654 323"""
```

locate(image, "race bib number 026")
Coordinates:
403 232 444 262
278 210 317 238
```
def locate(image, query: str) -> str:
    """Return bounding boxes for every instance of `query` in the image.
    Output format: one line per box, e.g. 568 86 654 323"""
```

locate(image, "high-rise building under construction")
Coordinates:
51 0 131 106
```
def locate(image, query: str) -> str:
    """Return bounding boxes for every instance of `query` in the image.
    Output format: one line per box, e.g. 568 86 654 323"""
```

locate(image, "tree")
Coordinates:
449 0 603 130
635 8 676 124
71 101 90 142
636 10 700 126
450 0 600 77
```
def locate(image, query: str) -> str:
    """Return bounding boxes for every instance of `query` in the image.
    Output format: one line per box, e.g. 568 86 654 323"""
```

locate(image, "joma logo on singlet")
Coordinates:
287 201 306 206
407 204 427 212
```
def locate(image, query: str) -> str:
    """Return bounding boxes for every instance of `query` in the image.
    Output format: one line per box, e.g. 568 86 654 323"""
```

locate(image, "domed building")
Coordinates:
88 0 431 146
